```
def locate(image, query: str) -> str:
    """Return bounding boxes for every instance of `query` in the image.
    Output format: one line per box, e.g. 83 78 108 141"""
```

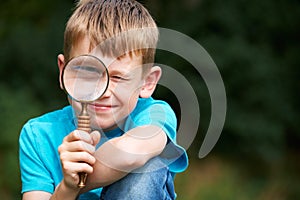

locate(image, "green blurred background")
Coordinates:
0 0 299 199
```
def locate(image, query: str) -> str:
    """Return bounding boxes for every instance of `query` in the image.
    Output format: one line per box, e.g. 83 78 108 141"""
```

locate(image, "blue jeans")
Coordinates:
100 157 176 200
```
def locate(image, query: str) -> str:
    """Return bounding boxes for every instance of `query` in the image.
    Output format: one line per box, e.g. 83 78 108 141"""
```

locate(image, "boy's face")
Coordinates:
60 38 147 131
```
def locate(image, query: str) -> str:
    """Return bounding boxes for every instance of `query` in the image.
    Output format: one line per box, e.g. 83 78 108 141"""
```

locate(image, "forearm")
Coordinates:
96 125 166 172
83 125 167 191
82 138 142 191
82 158 128 192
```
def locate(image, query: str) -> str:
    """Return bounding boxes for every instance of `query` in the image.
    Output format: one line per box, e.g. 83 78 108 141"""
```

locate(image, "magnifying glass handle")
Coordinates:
77 103 91 188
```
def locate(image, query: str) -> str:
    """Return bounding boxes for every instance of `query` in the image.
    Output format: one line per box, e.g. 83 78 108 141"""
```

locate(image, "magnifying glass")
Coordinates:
62 54 109 188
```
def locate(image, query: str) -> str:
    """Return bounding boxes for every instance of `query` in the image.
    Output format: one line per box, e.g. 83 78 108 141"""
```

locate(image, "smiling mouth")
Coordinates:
89 103 114 111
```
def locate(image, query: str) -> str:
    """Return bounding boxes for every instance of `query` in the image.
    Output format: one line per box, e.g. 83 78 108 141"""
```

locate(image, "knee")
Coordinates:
134 156 168 173
101 158 175 200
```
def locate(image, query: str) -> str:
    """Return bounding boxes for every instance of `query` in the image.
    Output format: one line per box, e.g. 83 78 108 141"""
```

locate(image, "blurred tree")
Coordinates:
146 0 300 162
0 0 299 199
0 1 73 199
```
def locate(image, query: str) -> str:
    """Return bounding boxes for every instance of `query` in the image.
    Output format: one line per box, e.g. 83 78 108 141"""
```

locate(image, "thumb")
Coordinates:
90 130 101 146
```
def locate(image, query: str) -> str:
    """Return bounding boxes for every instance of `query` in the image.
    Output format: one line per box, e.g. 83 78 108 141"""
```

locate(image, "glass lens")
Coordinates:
62 55 109 102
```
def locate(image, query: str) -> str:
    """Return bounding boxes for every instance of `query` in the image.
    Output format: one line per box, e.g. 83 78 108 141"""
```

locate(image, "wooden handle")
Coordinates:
77 115 91 133
77 103 90 188
78 172 88 188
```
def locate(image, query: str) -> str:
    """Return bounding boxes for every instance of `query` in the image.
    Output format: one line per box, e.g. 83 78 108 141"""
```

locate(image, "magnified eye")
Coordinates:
62 55 109 102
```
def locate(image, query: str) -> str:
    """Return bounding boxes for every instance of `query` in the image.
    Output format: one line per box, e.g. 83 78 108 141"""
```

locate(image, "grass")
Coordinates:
174 154 300 200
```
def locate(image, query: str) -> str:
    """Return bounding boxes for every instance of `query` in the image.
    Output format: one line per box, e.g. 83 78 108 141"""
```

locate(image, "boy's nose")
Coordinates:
100 84 113 98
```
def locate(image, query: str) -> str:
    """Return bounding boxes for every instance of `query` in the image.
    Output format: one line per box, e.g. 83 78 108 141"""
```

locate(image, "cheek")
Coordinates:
126 86 143 114
113 82 142 112
68 97 81 115
116 81 141 98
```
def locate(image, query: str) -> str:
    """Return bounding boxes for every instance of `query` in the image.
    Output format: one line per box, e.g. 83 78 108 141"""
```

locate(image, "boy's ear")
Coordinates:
57 54 65 90
139 66 162 98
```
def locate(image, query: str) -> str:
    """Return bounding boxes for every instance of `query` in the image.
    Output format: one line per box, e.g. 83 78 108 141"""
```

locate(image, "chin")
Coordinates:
90 120 117 131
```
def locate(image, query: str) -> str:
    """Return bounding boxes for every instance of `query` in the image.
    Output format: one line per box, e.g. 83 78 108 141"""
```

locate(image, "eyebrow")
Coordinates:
108 68 132 76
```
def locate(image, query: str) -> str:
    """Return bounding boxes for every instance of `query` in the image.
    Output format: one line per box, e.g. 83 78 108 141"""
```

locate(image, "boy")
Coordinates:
19 0 188 199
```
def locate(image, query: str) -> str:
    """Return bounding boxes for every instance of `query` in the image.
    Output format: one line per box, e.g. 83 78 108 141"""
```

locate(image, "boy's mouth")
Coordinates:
89 103 113 111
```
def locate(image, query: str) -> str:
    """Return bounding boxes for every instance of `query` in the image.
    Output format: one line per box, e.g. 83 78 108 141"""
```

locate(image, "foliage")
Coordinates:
0 0 299 199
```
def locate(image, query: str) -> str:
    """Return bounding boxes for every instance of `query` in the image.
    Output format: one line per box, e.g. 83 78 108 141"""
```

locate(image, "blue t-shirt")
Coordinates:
19 97 188 199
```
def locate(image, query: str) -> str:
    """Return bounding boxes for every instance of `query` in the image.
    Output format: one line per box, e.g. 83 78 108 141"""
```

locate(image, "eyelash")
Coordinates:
110 76 127 81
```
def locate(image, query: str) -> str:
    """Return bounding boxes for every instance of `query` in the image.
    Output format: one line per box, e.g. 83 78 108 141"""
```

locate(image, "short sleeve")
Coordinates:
123 98 188 173
19 122 55 194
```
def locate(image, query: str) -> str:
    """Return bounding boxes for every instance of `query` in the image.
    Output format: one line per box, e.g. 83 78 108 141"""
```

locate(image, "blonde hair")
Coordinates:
64 0 158 67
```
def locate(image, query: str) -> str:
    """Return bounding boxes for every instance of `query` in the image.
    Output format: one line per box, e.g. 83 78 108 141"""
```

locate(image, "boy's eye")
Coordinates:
111 76 126 81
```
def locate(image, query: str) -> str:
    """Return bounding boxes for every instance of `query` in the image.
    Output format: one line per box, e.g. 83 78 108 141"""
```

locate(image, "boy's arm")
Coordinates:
22 182 79 200
82 125 167 191
22 130 100 200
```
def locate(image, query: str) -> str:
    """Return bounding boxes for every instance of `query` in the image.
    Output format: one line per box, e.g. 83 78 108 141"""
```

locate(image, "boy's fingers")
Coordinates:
64 130 93 144
61 151 96 165
90 130 101 146
63 141 96 154
62 161 94 175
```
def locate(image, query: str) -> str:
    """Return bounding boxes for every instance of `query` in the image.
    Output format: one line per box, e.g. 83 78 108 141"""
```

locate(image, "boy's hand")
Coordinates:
58 130 100 191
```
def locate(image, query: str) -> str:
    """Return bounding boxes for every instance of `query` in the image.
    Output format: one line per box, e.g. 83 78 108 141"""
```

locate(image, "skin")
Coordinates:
22 37 167 200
